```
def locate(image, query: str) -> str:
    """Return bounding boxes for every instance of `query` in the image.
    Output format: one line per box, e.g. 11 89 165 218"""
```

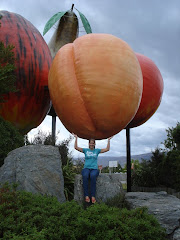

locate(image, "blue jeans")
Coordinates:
81 168 99 197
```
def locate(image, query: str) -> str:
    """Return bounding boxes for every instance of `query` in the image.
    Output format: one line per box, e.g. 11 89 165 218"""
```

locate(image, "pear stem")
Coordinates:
71 4 74 11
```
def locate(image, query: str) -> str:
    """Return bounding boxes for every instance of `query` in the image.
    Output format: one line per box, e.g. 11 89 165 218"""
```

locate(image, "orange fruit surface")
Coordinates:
48 33 143 139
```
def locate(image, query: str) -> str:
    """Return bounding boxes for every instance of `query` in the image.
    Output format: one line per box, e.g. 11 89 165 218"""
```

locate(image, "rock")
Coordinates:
125 191 180 239
74 173 124 204
0 145 66 203
173 228 180 240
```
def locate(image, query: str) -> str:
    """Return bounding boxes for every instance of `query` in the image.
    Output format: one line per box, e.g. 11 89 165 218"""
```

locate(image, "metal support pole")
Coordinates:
52 116 56 146
126 128 131 192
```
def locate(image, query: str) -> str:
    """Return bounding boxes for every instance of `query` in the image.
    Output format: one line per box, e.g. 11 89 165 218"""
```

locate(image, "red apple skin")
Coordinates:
126 53 164 128
0 11 52 134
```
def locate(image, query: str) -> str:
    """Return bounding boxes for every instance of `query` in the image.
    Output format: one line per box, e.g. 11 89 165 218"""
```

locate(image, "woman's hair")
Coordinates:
89 138 95 144
89 139 95 149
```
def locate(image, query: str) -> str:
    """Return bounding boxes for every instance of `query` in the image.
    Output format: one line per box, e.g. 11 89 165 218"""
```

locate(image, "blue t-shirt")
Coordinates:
83 148 101 169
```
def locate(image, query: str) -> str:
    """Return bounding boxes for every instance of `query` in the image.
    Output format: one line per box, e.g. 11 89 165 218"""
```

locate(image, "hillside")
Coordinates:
98 152 152 167
74 152 152 167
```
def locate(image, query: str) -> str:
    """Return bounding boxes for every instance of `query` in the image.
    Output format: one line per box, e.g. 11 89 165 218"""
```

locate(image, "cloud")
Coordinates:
1 0 179 158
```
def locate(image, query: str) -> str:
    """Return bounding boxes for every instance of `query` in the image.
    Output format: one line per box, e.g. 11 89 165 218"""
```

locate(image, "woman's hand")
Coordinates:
108 136 113 141
72 133 78 138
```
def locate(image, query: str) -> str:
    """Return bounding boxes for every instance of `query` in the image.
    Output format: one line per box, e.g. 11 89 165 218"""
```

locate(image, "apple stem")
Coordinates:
71 4 74 11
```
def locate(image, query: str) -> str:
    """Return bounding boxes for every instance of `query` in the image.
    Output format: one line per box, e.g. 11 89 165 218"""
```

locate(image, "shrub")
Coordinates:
105 193 128 209
62 158 76 201
0 183 166 240
76 204 166 240
58 137 75 201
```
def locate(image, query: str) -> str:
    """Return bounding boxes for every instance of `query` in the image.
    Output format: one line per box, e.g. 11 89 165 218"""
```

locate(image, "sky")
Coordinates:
1 0 180 159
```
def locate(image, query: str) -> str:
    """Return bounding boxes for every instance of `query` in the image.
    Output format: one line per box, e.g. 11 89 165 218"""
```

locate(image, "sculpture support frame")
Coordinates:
126 128 131 192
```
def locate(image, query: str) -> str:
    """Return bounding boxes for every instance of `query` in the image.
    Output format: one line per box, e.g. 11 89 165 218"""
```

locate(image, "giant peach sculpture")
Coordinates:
126 53 164 128
48 33 143 139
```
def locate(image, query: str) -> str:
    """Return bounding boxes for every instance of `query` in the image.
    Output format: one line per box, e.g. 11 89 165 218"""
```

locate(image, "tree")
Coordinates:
58 136 73 166
24 134 31 145
162 122 180 190
164 122 180 151
0 116 24 167
0 15 17 102
132 122 180 191
27 130 60 146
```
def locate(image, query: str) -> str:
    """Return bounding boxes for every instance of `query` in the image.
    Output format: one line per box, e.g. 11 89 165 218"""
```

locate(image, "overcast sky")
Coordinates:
1 0 180 159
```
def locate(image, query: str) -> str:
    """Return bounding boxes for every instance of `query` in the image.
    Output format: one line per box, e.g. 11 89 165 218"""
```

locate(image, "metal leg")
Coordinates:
52 116 56 146
126 128 131 192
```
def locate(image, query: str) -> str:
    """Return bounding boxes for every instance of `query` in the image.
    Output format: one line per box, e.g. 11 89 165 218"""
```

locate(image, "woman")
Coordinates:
73 134 112 203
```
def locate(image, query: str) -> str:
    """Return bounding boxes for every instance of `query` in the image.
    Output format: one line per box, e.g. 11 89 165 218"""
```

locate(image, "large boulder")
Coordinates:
125 191 180 239
0 145 66 203
74 173 124 204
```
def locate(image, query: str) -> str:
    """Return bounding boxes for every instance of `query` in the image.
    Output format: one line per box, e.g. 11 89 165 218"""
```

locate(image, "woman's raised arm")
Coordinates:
72 133 83 152
100 136 113 153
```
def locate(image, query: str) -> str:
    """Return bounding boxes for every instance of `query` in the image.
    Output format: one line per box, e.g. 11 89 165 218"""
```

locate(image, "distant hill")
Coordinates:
74 152 152 167
98 152 152 167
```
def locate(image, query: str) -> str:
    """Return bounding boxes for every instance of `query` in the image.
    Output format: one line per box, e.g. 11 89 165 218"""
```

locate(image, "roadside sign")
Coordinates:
109 161 118 168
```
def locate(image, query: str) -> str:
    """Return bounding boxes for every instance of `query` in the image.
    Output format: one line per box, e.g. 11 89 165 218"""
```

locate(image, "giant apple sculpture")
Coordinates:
48 33 143 139
126 53 163 128
0 11 52 134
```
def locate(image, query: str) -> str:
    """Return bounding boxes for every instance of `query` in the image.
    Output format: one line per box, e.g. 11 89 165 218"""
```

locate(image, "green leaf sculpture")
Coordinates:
43 11 66 36
43 5 92 36
75 8 92 34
